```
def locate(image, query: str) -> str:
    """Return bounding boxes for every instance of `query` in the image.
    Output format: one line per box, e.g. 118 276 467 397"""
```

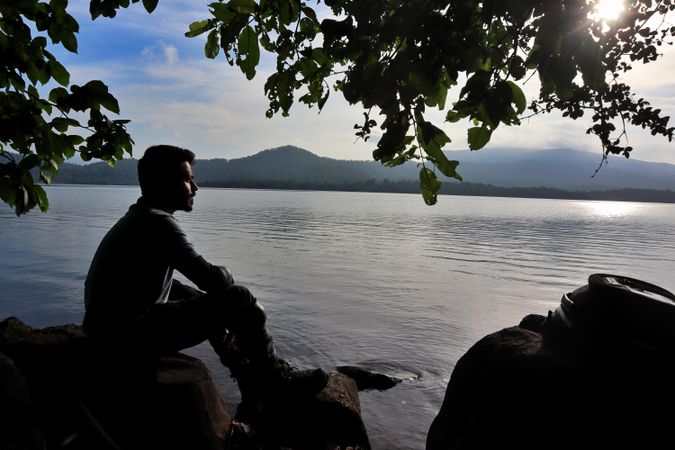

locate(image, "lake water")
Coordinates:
2 185 674 449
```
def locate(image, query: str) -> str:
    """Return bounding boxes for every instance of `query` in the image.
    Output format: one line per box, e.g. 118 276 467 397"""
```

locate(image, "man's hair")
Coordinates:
138 145 195 198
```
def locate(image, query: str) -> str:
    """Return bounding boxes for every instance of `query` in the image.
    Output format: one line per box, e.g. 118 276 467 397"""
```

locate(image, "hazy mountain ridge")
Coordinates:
48 145 675 192
447 148 675 191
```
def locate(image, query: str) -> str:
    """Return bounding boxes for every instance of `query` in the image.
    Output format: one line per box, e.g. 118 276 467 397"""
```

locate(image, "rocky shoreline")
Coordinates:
4 313 675 449
0 317 370 449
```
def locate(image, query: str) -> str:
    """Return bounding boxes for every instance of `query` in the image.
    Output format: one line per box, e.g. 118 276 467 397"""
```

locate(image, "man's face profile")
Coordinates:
166 161 198 212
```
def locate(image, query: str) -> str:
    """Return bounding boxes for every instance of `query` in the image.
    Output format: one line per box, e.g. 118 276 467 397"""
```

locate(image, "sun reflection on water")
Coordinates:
578 200 639 218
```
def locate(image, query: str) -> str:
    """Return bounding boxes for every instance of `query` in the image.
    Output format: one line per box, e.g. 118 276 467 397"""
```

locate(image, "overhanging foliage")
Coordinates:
1 0 674 213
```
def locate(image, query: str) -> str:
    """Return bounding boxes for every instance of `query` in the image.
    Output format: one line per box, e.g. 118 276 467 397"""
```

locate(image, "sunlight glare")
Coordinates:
592 0 625 22
580 201 638 218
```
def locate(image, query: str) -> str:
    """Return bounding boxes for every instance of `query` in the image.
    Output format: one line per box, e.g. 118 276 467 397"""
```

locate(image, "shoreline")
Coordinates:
44 181 675 204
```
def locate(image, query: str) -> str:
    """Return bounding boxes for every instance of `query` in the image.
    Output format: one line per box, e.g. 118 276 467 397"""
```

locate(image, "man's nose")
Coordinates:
191 179 198 192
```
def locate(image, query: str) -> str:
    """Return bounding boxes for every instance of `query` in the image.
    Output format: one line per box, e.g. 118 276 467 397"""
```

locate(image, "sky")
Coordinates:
53 0 675 164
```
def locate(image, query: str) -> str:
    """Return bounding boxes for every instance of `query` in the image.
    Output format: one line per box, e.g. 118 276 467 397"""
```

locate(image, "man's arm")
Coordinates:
174 255 235 294
169 279 204 300
161 215 235 293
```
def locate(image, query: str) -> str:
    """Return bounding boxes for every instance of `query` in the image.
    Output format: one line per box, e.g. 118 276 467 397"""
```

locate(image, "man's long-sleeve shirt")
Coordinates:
83 199 229 335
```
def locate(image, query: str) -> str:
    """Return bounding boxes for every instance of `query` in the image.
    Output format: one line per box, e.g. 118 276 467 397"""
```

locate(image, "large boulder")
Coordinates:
0 317 231 449
0 317 370 450
252 372 370 449
427 314 675 450
0 351 45 450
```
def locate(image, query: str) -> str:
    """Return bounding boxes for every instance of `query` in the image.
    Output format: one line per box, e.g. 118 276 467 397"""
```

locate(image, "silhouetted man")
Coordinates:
83 145 327 423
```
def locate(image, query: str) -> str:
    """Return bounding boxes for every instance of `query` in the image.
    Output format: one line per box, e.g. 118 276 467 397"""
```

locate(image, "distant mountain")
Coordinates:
192 145 415 184
49 145 675 193
51 145 419 185
444 147 675 191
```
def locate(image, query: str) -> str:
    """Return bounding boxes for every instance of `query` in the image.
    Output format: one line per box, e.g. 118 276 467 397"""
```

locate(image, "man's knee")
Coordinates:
226 285 267 328
219 265 234 287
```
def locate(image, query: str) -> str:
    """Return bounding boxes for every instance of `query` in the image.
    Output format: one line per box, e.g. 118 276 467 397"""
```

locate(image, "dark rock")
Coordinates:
0 317 371 450
255 373 371 449
427 320 675 450
0 317 231 449
517 313 546 332
336 365 402 391
0 352 45 450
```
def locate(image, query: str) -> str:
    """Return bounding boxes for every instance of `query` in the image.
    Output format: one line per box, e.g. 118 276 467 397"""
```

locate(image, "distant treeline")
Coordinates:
199 179 675 203
46 146 675 203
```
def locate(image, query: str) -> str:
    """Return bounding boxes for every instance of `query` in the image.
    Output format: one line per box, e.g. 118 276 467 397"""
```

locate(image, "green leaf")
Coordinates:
419 167 441 205
467 126 492 150
507 81 526 114
51 117 78 132
65 137 82 154
384 145 417 168
417 121 461 179
37 99 53 114
445 110 462 123
48 59 70 86
26 64 40 85
90 1 102 19
36 64 51 85
299 57 318 78
186 20 211 38
62 32 78 53
317 90 329 110
49 87 69 103
33 185 49 212
310 48 328 65
99 93 120 114
142 0 159 13
79 80 119 113
433 155 461 180
15 185 30 216
299 17 317 39
418 121 450 150
228 0 256 14
0 178 16 206
18 154 40 171
210 3 235 23
238 25 259 80
301 6 318 23
205 29 220 58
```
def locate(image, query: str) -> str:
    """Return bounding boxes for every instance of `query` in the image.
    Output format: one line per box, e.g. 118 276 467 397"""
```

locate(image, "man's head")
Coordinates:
138 145 198 213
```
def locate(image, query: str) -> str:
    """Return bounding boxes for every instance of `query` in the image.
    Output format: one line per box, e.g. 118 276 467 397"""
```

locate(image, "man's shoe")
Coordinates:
227 420 260 449
272 360 329 398
234 396 264 425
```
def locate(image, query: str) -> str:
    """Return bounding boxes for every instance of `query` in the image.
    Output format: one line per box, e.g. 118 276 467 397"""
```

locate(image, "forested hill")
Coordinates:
189 146 414 184
49 145 675 200
51 145 417 186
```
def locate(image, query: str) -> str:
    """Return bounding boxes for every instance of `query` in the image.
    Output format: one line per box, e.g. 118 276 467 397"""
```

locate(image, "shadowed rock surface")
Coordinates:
0 317 230 449
336 365 402 391
427 314 675 450
0 317 370 450
0 352 45 450
251 373 369 449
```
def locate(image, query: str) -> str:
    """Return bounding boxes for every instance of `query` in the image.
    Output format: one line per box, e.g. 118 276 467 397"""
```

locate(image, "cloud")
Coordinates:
164 45 179 65
103 55 372 160
70 0 207 38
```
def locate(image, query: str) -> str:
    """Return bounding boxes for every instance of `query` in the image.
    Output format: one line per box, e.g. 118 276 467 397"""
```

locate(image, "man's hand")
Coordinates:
219 265 234 288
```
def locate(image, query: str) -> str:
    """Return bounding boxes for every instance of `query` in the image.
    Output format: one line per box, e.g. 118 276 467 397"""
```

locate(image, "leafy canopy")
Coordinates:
1 0 674 213
0 0 142 215
186 0 675 204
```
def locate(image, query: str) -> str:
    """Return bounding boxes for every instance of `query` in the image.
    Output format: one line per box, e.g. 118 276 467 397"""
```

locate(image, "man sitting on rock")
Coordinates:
82 144 328 423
